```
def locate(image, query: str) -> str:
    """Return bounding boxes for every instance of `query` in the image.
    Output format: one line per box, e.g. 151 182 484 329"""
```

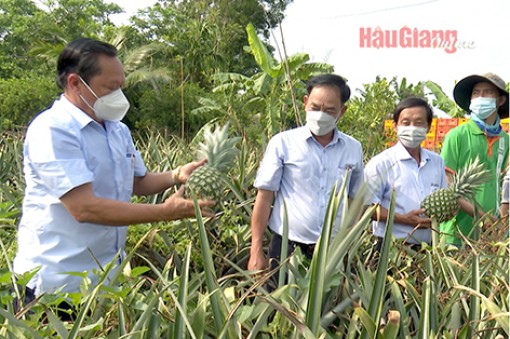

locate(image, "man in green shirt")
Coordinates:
441 73 509 246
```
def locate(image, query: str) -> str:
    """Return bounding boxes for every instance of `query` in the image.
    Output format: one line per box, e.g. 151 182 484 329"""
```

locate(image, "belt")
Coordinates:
274 233 316 257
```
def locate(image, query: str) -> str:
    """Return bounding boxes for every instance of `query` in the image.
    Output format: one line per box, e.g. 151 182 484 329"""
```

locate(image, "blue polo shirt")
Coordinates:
13 95 147 294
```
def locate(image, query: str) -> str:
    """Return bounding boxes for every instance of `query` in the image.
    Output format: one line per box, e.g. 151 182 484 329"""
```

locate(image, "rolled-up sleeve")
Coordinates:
253 136 283 192
364 159 385 206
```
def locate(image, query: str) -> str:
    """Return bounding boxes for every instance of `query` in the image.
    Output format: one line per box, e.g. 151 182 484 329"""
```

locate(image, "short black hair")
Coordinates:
306 74 351 104
393 96 434 125
57 38 118 90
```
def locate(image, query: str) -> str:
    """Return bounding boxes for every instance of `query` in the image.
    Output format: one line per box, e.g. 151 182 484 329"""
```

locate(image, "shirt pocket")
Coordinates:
428 182 441 195
335 165 353 192
120 152 136 200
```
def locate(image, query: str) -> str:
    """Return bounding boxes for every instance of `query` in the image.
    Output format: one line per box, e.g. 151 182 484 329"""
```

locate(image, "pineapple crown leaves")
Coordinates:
196 123 241 173
449 156 493 199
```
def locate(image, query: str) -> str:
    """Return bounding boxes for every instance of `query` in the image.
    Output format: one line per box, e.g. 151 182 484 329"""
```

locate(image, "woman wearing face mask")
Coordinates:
364 97 447 249
440 73 509 247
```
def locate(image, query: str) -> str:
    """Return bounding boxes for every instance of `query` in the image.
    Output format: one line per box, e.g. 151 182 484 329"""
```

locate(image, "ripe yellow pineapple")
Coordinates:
420 157 492 223
184 123 240 204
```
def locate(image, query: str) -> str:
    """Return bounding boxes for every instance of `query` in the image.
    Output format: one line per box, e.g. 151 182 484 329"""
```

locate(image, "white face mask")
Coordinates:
306 110 338 136
79 76 130 121
397 125 428 149
469 97 497 120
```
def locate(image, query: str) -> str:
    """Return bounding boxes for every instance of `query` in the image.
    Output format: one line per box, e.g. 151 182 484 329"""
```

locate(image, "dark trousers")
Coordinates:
266 232 315 290
14 286 77 321
375 237 424 252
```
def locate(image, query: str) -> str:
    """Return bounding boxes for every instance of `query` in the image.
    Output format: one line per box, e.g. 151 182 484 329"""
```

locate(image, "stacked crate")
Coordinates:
435 118 458 150
383 117 509 153
384 119 396 148
502 118 509 133
458 118 469 126
422 118 437 150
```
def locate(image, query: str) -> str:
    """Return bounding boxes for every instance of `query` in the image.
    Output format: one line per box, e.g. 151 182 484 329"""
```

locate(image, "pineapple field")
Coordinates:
0 125 508 338
0 1 508 337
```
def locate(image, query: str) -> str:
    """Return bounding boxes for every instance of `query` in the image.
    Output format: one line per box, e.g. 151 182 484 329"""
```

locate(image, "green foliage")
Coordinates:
197 26 333 141
340 78 399 163
125 80 213 135
0 0 50 78
0 0 298 133
0 0 122 78
131 0 291 83
0 77 59 129
425 80 465 117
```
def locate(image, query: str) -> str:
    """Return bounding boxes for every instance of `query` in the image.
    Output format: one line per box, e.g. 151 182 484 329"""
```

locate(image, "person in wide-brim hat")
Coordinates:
440 72 509 247
453 72 509 119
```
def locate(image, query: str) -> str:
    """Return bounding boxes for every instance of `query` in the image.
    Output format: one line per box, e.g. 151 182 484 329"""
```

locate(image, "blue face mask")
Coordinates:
469 97 497 120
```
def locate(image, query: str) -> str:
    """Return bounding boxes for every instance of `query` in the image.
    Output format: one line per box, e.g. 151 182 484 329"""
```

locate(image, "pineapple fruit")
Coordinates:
184 123 241 204
420 157 492 223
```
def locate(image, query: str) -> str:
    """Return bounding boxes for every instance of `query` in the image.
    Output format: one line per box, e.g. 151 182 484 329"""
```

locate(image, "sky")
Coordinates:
108 0 509 101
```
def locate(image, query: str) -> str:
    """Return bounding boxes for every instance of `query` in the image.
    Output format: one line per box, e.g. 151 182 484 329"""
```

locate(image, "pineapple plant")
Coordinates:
184 123 241 205
420 157 492 223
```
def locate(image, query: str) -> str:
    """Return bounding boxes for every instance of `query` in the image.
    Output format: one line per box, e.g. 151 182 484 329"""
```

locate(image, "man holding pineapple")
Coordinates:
364 97 447 247
248 74 364 284
13 38 215 302
439 73 509 246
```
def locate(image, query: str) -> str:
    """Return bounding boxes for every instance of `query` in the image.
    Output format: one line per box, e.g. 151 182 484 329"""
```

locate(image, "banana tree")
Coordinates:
425 80 465 117
192 23 333 140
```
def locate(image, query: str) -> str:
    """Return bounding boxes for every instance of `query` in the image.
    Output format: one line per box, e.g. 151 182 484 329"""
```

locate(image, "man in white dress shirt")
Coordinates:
364 97 447 248
13 38 214 310
247 74 364 286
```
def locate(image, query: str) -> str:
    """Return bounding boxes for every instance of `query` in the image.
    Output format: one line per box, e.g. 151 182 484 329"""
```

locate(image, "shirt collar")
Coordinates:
56 94 97 129
467 117 506 136
394 141 431 163
301 126 342 146
466 118 486 135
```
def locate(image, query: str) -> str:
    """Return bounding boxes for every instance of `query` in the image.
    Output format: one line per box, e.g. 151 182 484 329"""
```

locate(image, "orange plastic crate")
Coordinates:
435 129 448 143
423 139 435 150
447 118 459 127
437 118 448 127
501 118 509 133
425 134 435 142
436 124 451 135
458 118 469 125
502 122 509 133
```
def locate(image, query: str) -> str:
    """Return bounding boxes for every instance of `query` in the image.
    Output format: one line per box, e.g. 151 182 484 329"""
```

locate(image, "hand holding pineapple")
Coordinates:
172 158 208 185
420 157 492 223
161 185 216 219
402 209 431 229
161 158 216 219
184 123 241 205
